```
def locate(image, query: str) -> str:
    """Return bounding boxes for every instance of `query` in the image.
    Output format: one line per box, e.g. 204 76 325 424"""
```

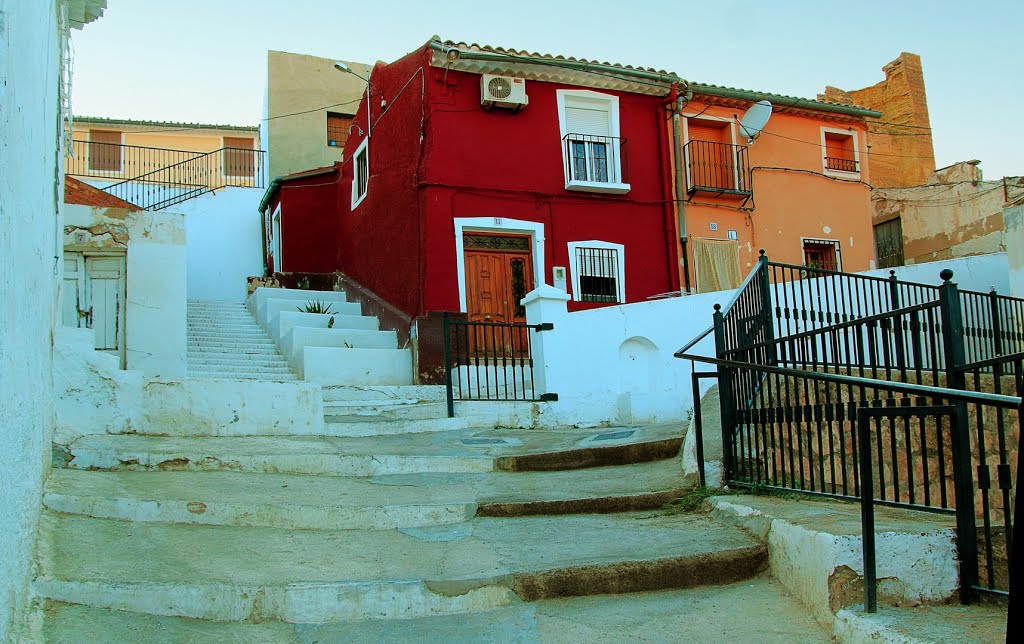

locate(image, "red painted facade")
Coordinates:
325 45 678 318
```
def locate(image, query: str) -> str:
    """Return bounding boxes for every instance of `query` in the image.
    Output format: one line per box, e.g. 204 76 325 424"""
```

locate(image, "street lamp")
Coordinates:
334 61 371 139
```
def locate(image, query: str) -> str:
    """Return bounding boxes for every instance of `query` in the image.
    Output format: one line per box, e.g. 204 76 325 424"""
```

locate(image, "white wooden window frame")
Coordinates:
453 217 546 313
567 240 625 303
820 127 861 178
351 137 369 209
681 113 739 191
556 90 629 195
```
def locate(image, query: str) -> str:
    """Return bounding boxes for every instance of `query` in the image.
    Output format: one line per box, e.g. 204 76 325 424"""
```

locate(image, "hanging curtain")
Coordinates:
692 237 742 293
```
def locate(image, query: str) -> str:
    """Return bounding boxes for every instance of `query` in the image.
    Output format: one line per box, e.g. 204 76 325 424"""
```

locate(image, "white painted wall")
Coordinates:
172 186 264 302
0 1 63 639
1003 207 1024 299
526 253 1014 428
64 204 188 376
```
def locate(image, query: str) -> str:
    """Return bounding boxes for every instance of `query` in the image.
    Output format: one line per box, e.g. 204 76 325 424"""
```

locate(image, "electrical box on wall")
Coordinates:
481 74 528 110
553 266 567 292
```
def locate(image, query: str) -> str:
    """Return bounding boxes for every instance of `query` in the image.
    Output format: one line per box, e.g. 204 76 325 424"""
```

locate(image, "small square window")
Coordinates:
88 130 122 172
327 113 351 149
569 242 625 303
803 238 842 271
821 128 859 175
223 136 255 178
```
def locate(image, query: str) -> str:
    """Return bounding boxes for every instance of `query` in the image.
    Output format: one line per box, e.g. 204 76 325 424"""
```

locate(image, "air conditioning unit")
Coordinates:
481 74 528 110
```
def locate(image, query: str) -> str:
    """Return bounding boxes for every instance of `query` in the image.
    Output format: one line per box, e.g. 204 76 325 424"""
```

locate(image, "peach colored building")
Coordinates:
671 84 879 292
65 117 262 209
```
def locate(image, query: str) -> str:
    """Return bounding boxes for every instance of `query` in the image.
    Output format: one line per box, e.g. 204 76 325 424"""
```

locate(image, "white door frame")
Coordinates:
453 217 545 313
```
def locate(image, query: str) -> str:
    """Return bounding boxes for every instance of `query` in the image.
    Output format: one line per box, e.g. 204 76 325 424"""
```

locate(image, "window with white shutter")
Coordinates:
557 90 629 194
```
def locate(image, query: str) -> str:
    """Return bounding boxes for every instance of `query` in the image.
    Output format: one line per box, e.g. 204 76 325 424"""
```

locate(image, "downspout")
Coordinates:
669 87 692 292
659 84 683 295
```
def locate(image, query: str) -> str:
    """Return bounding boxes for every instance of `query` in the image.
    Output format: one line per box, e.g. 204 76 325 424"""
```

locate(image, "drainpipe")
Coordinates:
658 85 682 295
668 87 691 291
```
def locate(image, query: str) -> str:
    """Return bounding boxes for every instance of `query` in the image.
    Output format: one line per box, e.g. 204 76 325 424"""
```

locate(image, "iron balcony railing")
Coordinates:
562 133 628 185
684 140 751 196
825 156 859 173
67 140 267 210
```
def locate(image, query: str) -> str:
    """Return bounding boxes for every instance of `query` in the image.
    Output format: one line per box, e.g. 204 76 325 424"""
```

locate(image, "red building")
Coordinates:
263 38 684 326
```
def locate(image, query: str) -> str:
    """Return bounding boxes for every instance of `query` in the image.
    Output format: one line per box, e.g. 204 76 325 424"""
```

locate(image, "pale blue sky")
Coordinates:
71 0 1022 178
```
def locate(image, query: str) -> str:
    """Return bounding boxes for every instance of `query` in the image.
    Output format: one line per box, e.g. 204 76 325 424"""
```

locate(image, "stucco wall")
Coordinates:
0 1 62 638
266 50 369 180
64 204 188 376
873 163 1024 265
1005 202 1024 299
174 187 265 301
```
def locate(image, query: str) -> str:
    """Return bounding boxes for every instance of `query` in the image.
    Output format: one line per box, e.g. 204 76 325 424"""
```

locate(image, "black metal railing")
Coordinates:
684 140 750 195
677 251 1020 616
67 140 266 210
442 313 556 416
562 133 628 185
825 156 859 173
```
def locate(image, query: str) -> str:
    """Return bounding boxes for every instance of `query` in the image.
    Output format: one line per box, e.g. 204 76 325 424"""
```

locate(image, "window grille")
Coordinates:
355 148 368 199
803 238 842 272
463 235 530 251
575 247 620 302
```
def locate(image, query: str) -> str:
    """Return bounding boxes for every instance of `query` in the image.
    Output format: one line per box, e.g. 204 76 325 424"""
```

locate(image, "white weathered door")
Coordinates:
62 253 87 328
85 256 125 362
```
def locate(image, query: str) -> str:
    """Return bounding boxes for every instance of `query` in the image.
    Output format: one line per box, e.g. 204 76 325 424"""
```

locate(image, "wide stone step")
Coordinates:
323 400 447 420
42 575 830 642
187 331 269 341
187 347 281 358
43 459 690 530
187 339 278 351
187 355 290 368
189 363 293 375
186 371 298 381
321 385 447 402
322 414 468 437
35 511 765 623
60 425 683 474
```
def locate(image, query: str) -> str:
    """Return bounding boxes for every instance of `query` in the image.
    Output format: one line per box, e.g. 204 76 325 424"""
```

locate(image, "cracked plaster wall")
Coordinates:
0 1 62 639
64 203 187 376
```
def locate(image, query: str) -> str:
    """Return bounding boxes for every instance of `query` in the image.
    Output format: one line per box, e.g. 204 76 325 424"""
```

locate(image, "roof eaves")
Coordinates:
258 166 339 213
73 116 259 132
689 83 883 119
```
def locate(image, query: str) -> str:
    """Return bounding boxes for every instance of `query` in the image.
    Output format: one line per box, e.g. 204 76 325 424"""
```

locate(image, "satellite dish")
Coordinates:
739 100 772 144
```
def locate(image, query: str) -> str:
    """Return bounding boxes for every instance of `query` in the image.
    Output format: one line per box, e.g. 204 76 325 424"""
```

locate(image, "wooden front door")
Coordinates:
463 234 534 357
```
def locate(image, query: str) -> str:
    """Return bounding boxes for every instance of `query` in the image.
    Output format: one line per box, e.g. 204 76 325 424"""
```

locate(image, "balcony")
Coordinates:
66 140 267 210
683 140 751 199
561 133 630 195
825 156 859 173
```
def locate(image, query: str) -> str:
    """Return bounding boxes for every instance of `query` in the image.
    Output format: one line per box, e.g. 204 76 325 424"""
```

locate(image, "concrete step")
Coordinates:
189 363 293 375
186 371 299 381
303 346 413 386
186 355 290 368
281 327 398 370
187 339 278 351
60 424 684 474
34 511 766 623
321 384 447 402
43 459 690 530
187 331 270 341
248 287 349 313
272 311 379 342
322 399 447 420
42 576 830 642
321 415 472 437
187 348 282 359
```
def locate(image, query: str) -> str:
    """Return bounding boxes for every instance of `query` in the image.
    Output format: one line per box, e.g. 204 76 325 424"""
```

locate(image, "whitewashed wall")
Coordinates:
526 253 1012 428
1005 207 1024 299
0 2 62 639
173 187 264 302
64 204 188 376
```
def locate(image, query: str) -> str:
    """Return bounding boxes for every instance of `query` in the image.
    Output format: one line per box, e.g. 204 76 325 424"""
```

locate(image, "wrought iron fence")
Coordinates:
67 140 267 210
677 251 1020 614
442 313 555 417
683 140 751 195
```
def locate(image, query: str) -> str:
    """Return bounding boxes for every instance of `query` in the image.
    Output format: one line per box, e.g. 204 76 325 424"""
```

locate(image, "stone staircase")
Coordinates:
187 299 297 381
36 388 795 640
249 287 413 386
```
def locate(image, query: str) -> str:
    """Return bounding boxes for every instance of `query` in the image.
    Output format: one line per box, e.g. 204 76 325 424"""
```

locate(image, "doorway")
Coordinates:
462 233 534 357
63 252 126 367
